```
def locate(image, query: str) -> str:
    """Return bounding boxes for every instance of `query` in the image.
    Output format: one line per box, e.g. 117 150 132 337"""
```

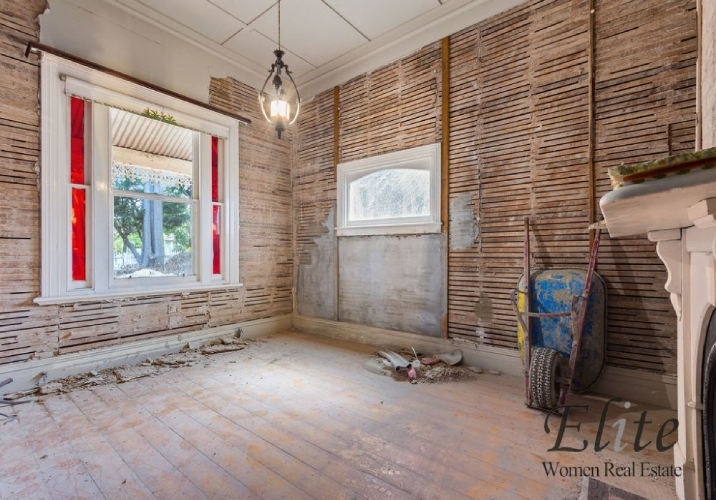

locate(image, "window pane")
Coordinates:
70 97 86 184
348 169 430 221
71 188 86 281
213 205 221 274
113 196 194 278
110 108 193 198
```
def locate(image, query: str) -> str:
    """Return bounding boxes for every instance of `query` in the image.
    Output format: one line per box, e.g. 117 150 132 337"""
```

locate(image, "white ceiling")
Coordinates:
102 0 521 97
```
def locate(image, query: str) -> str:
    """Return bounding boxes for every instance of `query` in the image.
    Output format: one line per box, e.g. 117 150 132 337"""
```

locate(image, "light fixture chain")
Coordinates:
278 0 281 50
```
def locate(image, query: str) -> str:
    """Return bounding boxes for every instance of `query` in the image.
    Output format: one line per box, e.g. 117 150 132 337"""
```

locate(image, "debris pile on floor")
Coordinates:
3 334 249 400
0 377 26 424
363 348 498 384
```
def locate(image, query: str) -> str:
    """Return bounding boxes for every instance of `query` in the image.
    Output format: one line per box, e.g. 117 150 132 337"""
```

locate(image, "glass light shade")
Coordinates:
270 99 290 119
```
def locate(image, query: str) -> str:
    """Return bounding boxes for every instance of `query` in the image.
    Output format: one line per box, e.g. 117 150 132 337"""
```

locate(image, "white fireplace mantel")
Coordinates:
600 166 716 500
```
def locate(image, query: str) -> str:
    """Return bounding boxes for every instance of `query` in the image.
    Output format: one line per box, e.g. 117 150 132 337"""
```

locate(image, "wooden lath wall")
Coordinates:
295 0 696 375
293 90 335 272
592 0 696 371
0 2 293 364
452 0 695 374
0 0 50 363
338 43 443 164
209 77 294 317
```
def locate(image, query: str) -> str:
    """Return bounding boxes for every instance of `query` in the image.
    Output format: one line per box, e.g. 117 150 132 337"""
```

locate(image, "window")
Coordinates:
37 54 240 304
336 143 441 236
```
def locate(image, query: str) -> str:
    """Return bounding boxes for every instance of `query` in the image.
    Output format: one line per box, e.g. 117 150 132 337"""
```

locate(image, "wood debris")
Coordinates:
365 348 476 384
113 365 165 383
2 334 251 399
201 336 247 355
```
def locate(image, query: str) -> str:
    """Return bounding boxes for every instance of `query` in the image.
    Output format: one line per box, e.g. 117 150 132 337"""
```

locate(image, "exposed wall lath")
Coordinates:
592 0 696 372
447 0 696 373
296 0 697 375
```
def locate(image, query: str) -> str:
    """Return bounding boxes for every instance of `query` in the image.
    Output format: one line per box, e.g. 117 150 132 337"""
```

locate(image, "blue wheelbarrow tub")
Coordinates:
517 268 607 393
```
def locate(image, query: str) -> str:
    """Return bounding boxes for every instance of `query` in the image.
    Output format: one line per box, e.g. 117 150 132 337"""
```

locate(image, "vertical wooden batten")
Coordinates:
333 86 340 321
696 0 703 150
333 86 340 176
441 36 450 339
587 0 596 251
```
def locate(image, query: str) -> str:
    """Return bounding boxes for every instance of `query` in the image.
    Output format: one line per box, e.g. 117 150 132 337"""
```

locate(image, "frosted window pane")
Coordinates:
348 169 430 222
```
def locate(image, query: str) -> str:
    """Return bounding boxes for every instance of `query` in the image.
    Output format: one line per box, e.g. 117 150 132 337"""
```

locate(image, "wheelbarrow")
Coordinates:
510 217 607 411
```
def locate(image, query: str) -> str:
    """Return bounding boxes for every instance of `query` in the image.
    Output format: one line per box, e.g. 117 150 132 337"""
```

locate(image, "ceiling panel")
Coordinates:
102 0 519 98
207 0 275 25
324 0 441 40
133 0 244 44
249 0 367 67
223 28 315 80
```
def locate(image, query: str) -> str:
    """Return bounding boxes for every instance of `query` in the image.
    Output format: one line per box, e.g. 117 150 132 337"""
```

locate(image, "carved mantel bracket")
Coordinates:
648 229 682 318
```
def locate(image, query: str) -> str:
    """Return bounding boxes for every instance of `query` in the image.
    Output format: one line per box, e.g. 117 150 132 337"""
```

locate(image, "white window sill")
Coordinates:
336 222 442 237
34 283 244 306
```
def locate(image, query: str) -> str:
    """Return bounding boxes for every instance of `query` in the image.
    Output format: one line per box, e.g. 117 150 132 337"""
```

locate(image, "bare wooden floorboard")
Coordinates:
39 396 155 499
1 331 677 499
67 388 208 499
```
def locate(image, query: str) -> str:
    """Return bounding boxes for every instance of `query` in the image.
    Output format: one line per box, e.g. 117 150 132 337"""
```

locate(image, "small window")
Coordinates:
337 143 441 236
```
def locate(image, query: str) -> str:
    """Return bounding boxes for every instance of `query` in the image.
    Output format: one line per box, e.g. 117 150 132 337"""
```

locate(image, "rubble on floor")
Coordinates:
0 377 24 424
3 334 249 400
364 348 495 384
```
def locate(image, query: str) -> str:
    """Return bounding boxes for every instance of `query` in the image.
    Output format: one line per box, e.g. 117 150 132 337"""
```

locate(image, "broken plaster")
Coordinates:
449 192 479 250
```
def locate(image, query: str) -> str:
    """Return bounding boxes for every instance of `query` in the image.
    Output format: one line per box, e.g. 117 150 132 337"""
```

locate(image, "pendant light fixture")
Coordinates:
259 0 300 139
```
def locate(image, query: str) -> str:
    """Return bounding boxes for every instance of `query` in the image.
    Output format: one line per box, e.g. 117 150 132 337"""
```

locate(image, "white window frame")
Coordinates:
36 53 241 304
336 143 442 237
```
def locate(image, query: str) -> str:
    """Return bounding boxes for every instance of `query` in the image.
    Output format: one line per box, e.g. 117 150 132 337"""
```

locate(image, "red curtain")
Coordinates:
70 97 85 184
71 189 86 281
211 136 219 202
212 137 221 274
213 206 221 275
70 97 86 281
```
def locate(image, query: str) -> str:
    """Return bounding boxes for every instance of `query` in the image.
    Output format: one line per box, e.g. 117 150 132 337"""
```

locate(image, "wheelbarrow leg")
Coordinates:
559 229 602 406
523 217 532 407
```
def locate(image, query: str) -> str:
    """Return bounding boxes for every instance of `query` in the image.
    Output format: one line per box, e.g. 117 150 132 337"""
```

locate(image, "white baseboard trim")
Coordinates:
292 315 678 409
0 314 292 394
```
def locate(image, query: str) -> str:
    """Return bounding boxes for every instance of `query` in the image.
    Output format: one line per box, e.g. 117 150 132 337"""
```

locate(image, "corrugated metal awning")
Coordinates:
111 108 192 161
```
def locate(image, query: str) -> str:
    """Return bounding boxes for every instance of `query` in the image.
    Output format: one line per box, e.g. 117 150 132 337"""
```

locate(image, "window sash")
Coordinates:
111 194 197 279
336 143 441 236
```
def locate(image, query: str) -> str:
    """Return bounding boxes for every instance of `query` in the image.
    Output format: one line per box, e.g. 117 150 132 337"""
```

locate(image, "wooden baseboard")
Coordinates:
0 314 292 394
590 365 677 409
292 314 522 376
292 314 677 409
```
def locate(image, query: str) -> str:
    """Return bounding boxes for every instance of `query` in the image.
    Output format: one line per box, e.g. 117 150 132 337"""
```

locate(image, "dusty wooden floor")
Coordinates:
1 331 678 499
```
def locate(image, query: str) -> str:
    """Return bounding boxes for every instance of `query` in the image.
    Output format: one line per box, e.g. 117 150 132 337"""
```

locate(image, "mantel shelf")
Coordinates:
600 167 716 238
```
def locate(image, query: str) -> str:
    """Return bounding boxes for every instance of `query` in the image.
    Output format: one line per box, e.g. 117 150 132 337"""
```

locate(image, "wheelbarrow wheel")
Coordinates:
529 347 564 410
